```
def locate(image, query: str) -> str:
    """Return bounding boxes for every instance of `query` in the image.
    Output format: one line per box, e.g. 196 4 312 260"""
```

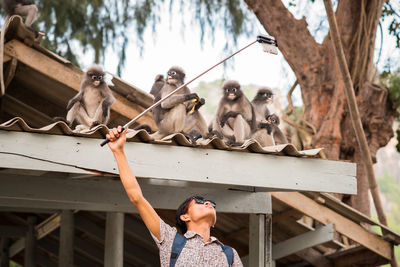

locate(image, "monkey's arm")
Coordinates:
273 127 288 144
101 94 116 118
161 92 199 109
66 92 83 111
259 122 273 134
220 111 239 127
108 128 161 240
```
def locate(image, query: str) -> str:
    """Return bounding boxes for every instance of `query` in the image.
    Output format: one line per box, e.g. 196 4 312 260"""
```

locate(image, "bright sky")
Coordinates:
97 2 296 102
82 1 399 108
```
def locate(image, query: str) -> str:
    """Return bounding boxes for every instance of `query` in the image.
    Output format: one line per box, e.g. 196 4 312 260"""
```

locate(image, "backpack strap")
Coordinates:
170 233 187 267
220 244 234 267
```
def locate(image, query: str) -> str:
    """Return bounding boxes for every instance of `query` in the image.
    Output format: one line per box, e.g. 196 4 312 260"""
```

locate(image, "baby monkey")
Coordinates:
262 114 288 144
64 66 115 129
251 88 275 146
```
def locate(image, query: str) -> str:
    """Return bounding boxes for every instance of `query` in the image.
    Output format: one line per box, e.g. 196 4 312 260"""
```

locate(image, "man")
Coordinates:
107 126 243 267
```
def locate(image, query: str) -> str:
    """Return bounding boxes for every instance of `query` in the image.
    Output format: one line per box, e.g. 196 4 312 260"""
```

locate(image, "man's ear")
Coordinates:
180 214 190 222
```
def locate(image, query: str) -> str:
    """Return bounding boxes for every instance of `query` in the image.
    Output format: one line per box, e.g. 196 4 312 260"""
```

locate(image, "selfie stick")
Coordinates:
100 35 278 147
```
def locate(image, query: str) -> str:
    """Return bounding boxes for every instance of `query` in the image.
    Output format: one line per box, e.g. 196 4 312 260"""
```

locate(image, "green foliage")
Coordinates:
382 2 400 48
377 173 400 265
1 0 253 75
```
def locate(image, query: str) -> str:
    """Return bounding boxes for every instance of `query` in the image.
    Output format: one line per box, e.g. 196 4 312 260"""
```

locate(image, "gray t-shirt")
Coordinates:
151 219 243 267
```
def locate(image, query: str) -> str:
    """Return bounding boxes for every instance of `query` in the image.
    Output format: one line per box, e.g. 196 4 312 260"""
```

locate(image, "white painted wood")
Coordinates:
249 214 265 267
104 212 124 267
272 224 335 260
0 130 357 194
0 173 271 214
59 210 74 267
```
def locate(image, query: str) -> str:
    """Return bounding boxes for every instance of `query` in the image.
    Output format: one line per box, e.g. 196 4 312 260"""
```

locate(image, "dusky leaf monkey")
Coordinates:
150 66 207 141
251 88 275 147
64 66 115 129
210 80 256 146
264 114 288 144
2 0 38 26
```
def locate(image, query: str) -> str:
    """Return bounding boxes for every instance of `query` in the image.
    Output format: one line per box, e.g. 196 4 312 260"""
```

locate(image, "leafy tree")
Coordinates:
1 0 400 215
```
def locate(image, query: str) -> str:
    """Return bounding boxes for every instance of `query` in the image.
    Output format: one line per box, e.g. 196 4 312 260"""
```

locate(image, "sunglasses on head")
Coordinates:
184 197 216 213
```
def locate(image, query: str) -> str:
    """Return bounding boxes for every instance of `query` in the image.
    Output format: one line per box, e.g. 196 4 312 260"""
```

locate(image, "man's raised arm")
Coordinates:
107 126 161 240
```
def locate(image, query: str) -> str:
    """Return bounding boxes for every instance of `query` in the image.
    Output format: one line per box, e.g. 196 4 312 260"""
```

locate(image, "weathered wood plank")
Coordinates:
59 210 74 267
249 214 265 267
0 130 357 194
104 212 124 267
4 39 156 128
271 192 392 260
0 173 271 214
272 224 335 260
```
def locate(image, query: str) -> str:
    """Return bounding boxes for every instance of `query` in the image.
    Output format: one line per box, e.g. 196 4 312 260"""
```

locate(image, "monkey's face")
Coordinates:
166 68 185 85
88 72 105 87
257 89 273 103
267 114 280 125
223 85 242 101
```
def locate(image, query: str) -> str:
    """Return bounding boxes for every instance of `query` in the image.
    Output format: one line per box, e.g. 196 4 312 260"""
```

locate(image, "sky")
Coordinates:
78 0 400 108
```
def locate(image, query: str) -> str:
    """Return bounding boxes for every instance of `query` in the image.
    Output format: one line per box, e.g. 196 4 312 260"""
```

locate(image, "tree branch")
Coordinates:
244 0 320 73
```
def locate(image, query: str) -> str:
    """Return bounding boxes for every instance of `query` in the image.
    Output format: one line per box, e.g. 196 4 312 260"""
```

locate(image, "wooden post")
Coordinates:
249 214 265 267
265 214 272 267
104 212 124 267
59 210 74 267
24 216 36 267
0 238 10 267
322 1 397 266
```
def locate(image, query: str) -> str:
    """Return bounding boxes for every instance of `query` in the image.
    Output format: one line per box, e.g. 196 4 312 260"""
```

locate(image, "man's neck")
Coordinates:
187 222 211 242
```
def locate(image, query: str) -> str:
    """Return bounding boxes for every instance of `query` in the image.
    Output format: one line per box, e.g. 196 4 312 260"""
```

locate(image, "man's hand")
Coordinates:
106 126 127 153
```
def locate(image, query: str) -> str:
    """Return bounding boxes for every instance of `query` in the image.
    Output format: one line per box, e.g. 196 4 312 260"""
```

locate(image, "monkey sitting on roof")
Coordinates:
56 66 115 130
2 0 38 27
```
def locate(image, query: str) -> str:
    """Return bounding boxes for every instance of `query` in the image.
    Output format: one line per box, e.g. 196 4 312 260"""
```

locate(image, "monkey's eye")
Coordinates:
92 76 97 80
168 71 177 76
98 76 103 80
232 88 237 92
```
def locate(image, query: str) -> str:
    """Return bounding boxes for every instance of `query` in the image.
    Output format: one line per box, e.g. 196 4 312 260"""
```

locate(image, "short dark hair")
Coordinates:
175 195 205 234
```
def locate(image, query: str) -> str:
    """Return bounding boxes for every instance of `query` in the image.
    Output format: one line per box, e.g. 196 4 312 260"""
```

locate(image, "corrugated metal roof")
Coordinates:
0 117 322 157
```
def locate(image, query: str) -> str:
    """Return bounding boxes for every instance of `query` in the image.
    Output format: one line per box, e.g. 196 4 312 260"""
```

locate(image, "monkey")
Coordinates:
210 80 256 146
64 66 115 129
263 114 288 144
150 66 206 141
250 88 275 147
2 0 38 27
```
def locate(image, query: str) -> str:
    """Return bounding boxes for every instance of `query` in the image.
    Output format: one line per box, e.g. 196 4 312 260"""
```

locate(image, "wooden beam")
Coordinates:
75 213 158 266
4 39 155 128
0 130 357 194
271 192 392 260
9 213 61 257
249 214 265 267
59 210 74 267
0 173 270 214
0 226 27 238
104 212 124 267
0 238 10 267
265 214 272 267
272 224 335 260
24 216 36 267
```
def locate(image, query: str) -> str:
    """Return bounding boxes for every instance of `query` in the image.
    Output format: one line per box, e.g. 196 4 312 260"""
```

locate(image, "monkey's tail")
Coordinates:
0 15 11 97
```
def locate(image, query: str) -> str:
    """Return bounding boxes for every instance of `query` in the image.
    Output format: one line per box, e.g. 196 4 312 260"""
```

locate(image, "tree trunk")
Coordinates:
245 0 397 215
